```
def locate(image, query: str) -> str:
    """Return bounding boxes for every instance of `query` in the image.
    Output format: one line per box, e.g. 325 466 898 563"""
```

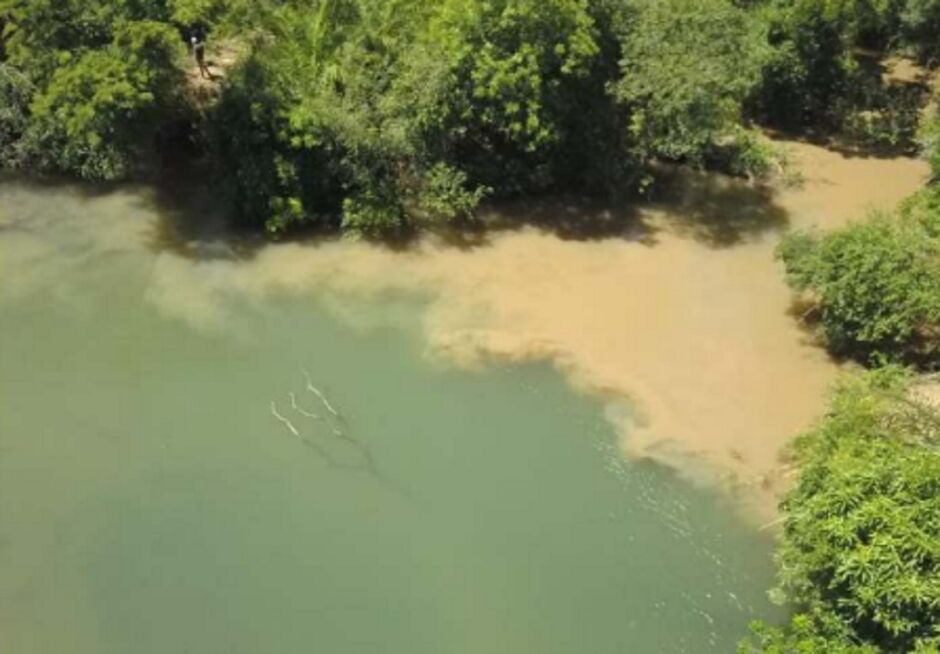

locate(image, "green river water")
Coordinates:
0 180 779 653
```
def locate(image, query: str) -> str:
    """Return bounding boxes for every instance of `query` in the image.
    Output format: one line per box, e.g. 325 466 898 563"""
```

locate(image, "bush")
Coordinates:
919 115 940 179
416 162 490 223
777 210 940 365
706 127 781 179
28 22 183 180
340 190 406 237
743 368 940 652
0 3 185 180
612 0 768 169
840 81 927 153
751 0 858 128
901 0 940 60
209 0 790 233
9 0 935 235
0 62 33 169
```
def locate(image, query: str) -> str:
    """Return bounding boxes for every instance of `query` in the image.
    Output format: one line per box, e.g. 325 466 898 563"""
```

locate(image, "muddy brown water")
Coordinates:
148 139 927 519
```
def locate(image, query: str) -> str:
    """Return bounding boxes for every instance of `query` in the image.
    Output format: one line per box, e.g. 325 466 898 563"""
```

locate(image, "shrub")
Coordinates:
743 368 940 652
416 162 490 223
0 3 184 180
919 115 940 179
0 62 33 169
778 211 940 365
612 0 768 169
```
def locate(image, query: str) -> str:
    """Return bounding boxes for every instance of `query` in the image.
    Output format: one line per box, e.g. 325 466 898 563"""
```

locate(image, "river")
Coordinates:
0 141 925 652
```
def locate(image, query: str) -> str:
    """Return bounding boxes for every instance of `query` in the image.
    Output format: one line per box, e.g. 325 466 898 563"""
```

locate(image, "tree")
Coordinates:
0 62 32 168
612 0 769 167
26 20 183 179
900 0 940 60
210 0 611 234
743 369 940 652
751 0 858 128
0 0 185 179
777 208 940 365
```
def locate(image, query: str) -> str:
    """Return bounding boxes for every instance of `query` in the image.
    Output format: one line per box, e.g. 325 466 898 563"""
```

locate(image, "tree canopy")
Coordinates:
1 0 938 231
741 369 940 653
777 205 940 365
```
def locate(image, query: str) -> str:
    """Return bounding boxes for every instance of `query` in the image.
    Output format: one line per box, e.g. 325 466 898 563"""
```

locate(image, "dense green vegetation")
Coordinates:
765 97 940 651
777 200 940 366
207 0 778 234
740 368 940 653
2 0 939 234
778 113 940 367
766 96 940 652
0 0 189 178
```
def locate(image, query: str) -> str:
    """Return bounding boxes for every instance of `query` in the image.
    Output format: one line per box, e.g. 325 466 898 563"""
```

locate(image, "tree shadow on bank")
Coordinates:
640 165 790 247
765 53 935 162
1 161 791 258
464 164 790 250
140 168 270 262
142 170 790 257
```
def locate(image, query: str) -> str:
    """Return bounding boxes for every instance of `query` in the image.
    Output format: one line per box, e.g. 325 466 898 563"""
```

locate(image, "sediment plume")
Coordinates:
3 143 921 519
137 140 926 518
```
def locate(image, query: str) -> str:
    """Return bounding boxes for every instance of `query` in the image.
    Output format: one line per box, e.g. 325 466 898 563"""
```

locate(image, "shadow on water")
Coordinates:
642 165 790 247
142 175 266 261
763 53 934 161
3 158 790 256
475 194 649 244
468 164 790 249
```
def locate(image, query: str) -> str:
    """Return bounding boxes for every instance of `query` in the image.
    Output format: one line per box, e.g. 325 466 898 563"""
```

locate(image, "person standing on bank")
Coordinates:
191 31 210 79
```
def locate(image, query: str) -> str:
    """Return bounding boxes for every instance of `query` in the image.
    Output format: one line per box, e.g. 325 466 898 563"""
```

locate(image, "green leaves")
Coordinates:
7 0 936 233
612 0 768 166
25 19 181 179
919 116 940 180
778 211 940 364
210 0 614 233
0 1 184 180
0 63 33 167
745 369 940 652
417 162 489 222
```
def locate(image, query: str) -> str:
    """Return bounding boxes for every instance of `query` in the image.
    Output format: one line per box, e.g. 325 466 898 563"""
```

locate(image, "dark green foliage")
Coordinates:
743 369 940 652
0 0 185 180
207 0 784 234
416 162 490 223
748 0 934 140
28 21 182 179
777 209 940 365
839 78 927 154
920 115 940 180
752 0 858 128
2 0 938 233
0 62 32 168
207 0 422 234
410 0 605 192
612 0 768 165
0 0 173 79
209 0 624 234
740 612 876 653
900 0 940 60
